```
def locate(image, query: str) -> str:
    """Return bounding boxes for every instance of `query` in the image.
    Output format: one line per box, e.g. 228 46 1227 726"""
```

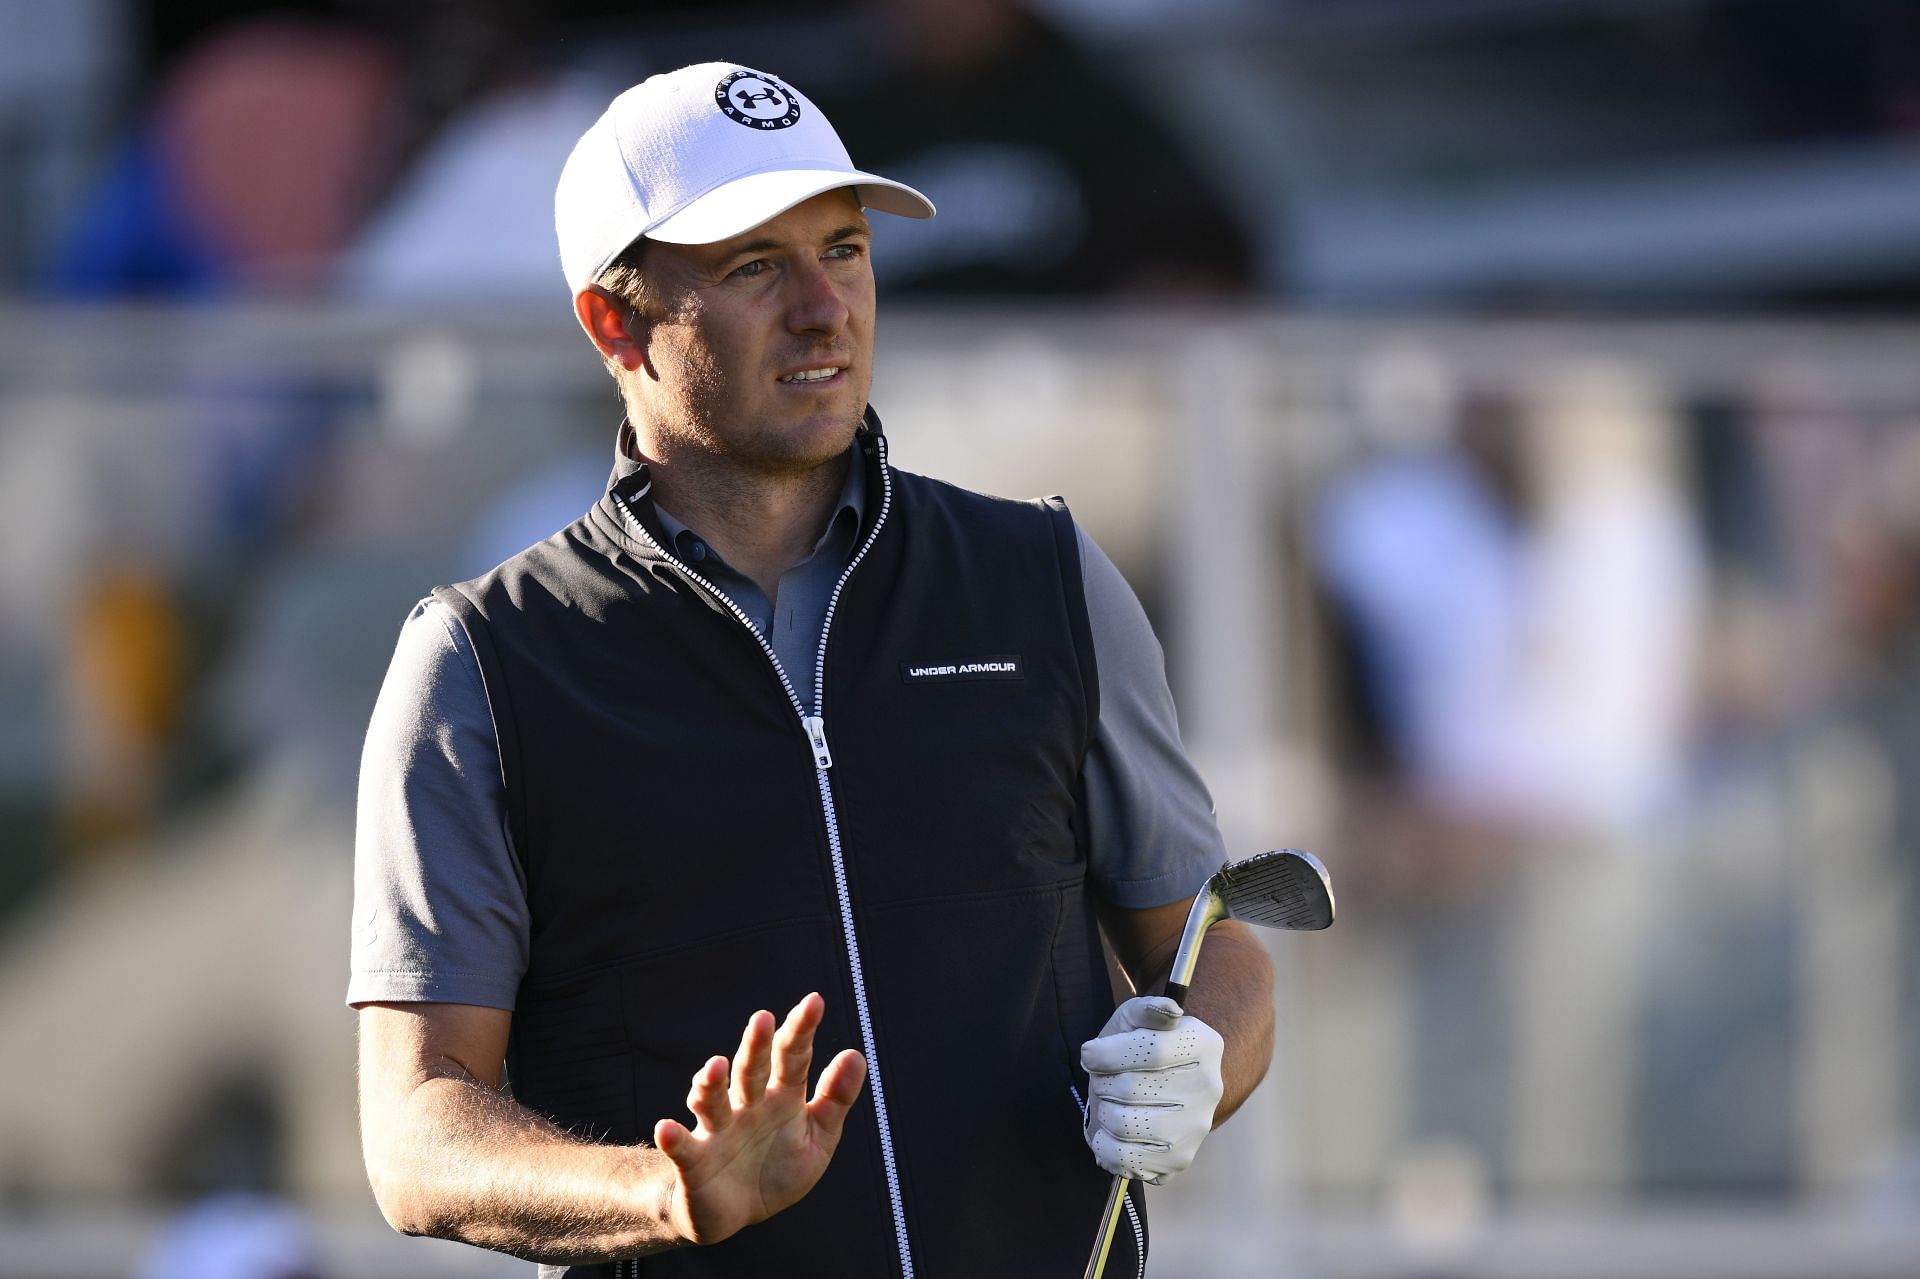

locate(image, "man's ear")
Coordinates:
574 286 649 373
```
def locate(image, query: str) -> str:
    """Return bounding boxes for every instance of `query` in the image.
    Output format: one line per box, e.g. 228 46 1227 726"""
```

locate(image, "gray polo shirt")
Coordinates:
349 457 1227 1010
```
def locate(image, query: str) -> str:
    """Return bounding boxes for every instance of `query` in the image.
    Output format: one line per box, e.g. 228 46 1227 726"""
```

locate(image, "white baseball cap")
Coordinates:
554 62 936 292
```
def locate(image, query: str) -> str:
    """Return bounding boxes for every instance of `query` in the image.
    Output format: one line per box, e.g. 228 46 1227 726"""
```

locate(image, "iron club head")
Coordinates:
1163 849 1334 1004
1214 848 1335 931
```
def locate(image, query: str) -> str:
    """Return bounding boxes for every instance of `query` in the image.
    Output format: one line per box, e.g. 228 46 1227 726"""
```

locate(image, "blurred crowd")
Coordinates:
1299 345 1920 1210
3 1 1920 1275
8 0 1264 886
30 0 1257 304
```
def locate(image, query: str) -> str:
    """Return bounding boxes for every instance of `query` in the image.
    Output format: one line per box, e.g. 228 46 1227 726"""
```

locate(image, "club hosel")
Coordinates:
1160 888 1229 1006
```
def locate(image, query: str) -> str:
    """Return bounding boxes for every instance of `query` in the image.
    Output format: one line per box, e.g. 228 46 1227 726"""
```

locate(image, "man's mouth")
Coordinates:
779 366 844 383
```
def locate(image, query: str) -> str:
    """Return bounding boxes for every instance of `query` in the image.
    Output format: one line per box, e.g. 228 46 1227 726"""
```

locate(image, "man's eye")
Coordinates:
730 259 770 279
825 244 862 261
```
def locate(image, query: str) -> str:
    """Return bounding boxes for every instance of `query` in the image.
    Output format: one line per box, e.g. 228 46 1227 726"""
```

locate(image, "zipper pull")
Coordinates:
802 715 833 770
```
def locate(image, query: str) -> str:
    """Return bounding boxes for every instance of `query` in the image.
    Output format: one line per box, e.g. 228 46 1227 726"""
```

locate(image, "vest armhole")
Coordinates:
430 584 530 872
1040 496 1100 753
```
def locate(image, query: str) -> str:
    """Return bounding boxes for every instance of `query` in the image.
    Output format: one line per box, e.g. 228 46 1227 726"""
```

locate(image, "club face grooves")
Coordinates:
1215 849 1334 931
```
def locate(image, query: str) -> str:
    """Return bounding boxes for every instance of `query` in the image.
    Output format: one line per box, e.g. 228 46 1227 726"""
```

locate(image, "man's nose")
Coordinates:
784 260 851 336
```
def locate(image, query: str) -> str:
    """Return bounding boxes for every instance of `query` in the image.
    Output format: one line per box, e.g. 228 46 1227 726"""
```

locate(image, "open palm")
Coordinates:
652 993 866 1246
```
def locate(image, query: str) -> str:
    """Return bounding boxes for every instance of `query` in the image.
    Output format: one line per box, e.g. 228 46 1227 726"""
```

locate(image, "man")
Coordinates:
350 63 1275 1278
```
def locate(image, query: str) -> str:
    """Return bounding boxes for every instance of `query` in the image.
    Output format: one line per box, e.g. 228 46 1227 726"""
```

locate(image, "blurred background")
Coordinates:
2 0 1919 1275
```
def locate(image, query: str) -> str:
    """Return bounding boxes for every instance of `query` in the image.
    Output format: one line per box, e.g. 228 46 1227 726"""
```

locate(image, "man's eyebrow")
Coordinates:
725 236 783 258
724 223 872 260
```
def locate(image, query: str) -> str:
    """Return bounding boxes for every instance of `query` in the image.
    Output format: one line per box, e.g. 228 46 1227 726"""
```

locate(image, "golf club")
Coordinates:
1084 848 1335 1279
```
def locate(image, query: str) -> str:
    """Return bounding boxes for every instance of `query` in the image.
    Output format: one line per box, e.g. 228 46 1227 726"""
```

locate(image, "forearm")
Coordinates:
365 1068 681 1265
1151 922 1275 1125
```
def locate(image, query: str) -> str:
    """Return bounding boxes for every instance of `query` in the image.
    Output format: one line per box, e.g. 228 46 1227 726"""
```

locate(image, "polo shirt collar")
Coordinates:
604 409 880 568
653 447 866 570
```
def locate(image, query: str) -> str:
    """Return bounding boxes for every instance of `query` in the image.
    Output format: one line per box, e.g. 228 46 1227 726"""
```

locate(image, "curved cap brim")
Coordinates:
646 168 935 246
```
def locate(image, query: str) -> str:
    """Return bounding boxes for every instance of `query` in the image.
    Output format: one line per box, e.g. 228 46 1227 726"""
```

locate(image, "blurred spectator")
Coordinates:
339 0 1268 303
58 561 187 855
462 448 611 573
816 0 1256 295
1517 362 1707 827
336 73 615 303
1314 350 1706 836
136 1191 322 1279
1745 371 1903 713
45 19 398 297
1313 349 1521 816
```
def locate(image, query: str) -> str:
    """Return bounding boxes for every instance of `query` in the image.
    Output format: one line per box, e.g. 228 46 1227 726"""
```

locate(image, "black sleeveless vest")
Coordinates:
434 423 1147 1277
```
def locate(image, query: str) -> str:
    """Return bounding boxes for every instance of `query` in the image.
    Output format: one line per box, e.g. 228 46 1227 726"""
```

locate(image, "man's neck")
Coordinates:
645 447 853 601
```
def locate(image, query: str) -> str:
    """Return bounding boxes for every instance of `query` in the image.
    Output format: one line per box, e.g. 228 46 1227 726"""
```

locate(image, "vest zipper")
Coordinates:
801 715 833 769
613 435 915 1278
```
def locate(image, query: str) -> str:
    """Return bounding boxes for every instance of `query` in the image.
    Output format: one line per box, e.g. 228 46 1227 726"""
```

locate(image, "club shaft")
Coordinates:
1086 891 1222 1279
1084 851 1333 1276
1163 893 1227 1002
1083 1175 1130 1279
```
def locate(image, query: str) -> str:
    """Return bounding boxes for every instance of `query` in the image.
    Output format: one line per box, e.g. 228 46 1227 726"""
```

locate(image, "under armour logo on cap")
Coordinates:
716 70 801 130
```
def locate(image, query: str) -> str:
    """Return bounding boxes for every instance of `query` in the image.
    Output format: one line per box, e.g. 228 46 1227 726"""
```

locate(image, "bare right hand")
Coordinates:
652 992 866 1246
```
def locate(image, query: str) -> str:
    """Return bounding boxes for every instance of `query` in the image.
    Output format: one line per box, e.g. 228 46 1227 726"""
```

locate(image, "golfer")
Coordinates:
350 62 1275 1278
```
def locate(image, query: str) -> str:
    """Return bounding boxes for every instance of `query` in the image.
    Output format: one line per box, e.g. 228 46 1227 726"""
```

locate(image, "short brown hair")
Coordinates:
593 236 656 318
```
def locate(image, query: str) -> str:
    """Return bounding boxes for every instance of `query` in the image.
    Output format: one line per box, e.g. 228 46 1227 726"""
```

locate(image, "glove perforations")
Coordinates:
1079 996 1225 1184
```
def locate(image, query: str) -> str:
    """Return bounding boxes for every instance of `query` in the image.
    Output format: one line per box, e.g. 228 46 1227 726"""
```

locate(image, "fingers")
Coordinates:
806 1047 867 1134
668 995 854 1154
1081 1006 1221 1076
1087 1062 1201 1106
768 992 825 1094
1087 1099 1179 1144
730 1010 776 1110
1081 1027 1198 1075
655 1116 691 1160
687 1055 733 1135
1087 1126 1182 1184
1080 1000 1224 1187
1121 996 1185 1030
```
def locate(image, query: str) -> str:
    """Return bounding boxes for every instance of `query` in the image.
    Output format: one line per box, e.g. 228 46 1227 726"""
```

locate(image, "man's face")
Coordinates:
624 188 876 476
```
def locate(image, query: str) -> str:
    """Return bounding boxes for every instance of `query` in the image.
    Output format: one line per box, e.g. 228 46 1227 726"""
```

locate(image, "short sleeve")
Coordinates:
1076 524 1228 907
348 598 530 1010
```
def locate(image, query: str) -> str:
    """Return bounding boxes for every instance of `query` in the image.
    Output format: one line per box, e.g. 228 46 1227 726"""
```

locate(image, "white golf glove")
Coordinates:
1079 995 1225 1184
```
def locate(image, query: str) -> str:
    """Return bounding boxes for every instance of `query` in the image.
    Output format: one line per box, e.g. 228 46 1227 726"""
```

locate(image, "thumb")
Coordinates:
1121 994 1185 1031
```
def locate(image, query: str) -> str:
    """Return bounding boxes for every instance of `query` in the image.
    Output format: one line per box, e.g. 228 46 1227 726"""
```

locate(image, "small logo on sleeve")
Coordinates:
901 655 1024 684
